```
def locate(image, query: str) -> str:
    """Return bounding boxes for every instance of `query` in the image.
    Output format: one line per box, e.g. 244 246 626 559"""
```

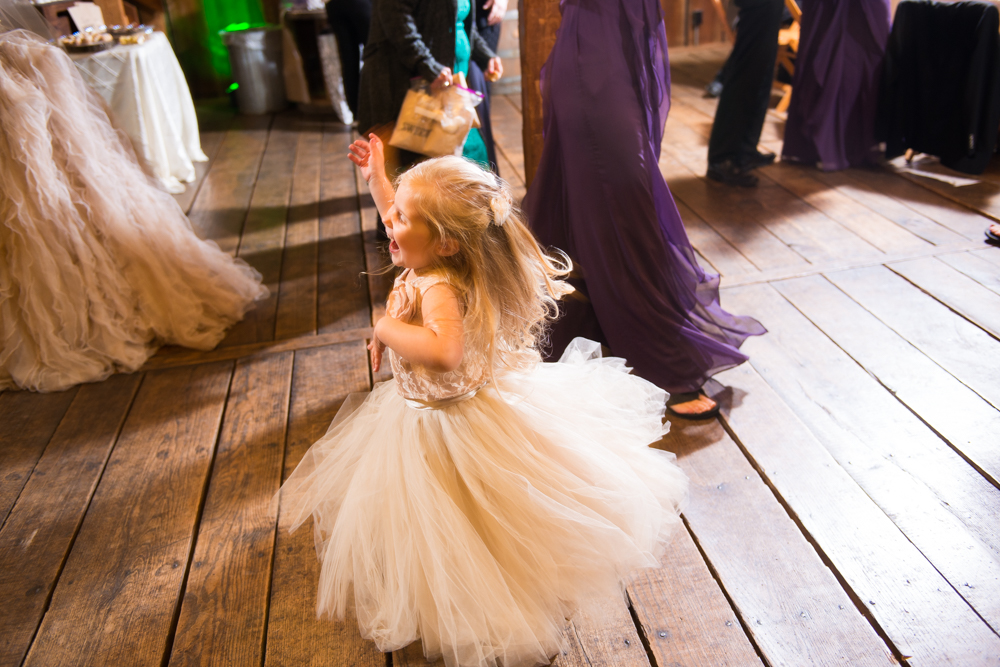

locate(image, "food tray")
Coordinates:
62 40 114 53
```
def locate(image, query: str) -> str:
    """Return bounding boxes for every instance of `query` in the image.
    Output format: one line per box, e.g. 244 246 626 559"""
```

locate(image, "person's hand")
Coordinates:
484 0 507 26
485 57 503 82
430 67 454 93
348 134 385 184
368 327 386 372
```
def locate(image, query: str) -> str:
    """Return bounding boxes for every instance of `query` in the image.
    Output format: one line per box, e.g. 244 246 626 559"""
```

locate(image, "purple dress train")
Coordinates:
523 0 765 394
782 0 891 171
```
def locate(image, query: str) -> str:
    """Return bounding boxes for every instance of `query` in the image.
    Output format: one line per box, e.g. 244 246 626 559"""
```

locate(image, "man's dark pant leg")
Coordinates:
707 0 784 165
326 0 371 115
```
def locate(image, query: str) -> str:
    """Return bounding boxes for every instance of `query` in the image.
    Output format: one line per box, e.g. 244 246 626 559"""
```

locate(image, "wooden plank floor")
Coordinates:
3 43 1000 666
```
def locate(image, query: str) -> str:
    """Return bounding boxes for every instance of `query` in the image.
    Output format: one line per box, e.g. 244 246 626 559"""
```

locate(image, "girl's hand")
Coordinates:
368 331 386 372
484 0 508 26
485 57 503 83
348 134 386 184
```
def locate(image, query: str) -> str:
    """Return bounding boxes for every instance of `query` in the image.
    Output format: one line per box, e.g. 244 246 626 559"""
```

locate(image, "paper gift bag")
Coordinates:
389 81 483 157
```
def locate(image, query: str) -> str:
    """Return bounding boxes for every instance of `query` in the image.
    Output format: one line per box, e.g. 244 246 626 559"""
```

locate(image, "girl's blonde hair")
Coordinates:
397 156 572 374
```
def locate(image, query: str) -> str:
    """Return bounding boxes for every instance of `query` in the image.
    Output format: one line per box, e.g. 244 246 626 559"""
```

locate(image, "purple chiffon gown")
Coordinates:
523 0 765 395
782 0 891 170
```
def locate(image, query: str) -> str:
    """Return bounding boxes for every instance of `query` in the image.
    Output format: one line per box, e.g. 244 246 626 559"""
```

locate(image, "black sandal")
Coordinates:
986 227 1000 247
667 391 720 420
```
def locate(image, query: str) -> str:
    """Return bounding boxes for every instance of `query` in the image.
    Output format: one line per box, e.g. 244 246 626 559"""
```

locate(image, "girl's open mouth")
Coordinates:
389 239 399 253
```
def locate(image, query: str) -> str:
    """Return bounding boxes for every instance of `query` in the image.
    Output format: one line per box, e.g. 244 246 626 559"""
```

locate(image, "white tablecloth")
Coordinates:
71 32 208 193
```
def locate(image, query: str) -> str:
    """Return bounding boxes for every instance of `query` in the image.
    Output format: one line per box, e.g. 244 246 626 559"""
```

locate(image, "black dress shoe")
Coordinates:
742 150 777 170
707 160 759 187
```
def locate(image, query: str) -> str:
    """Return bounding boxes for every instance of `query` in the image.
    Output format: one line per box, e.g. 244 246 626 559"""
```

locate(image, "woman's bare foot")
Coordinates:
668 393 719 419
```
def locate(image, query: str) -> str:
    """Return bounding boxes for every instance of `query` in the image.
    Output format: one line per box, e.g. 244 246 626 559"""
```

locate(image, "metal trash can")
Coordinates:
221 26 286 115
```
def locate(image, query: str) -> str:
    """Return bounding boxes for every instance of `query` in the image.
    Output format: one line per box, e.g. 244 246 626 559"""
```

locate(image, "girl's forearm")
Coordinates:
376 316 463 373
368 172 395 220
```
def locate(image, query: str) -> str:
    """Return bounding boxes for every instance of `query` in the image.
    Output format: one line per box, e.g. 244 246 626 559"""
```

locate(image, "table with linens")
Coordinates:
69 32 207 193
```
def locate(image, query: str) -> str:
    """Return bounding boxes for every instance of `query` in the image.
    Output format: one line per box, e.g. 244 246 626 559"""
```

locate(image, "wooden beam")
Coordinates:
518 0 561 188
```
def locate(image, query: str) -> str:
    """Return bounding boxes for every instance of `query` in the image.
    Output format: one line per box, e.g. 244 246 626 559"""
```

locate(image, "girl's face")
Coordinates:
385 183 438 270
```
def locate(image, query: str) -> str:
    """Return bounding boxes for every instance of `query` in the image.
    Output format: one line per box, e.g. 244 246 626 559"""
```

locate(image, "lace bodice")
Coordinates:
386 269 488 404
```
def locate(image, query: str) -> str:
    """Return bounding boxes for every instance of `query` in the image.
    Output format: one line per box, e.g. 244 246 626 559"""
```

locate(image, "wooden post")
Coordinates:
518 0 561 188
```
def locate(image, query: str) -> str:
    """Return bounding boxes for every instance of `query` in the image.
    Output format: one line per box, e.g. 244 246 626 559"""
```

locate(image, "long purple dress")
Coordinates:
524 0 765 394
781 0 891 171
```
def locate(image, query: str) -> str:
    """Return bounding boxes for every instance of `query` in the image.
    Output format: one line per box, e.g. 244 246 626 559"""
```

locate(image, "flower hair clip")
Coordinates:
489 196 508 227
489 180 512 227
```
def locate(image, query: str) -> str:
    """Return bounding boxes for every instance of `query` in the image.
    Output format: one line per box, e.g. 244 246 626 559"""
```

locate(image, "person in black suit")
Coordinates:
706 0 784 187
325 0 371 116
476 0 507 54
357 0 500 140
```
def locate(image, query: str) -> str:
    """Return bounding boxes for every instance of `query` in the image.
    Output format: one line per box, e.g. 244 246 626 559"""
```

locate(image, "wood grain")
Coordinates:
895 169 1000 230
769 164 933 254
23 362 234 667
173 102 236 216
888 256 1000 339
666 172 811 271
825 265 1000 410
972 246 1000 267
489 95 526 186
142 327 373 372
656 416 896 666
553 597 650 667
187 115 271 255
718 240 984 288
275 117 322 341
168 352 294 667
772 274 1000 490
0 388 78 525
222 112 297 347
264 343 380 667
714 363 1000 664
0 375 141 667
812 169 966 247
627 527 763 667
843 168 988 241
724 281 1000 635
392 597 648 667
318 122 370 334
938 250 1000 296
675 197 758 277
749 167 884 264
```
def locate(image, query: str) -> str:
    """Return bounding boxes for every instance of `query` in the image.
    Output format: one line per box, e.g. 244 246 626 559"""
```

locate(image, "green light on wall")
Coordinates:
228 82 240 92
203 0 265 79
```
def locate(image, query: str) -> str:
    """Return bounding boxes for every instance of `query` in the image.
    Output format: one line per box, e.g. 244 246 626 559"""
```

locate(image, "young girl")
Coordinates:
277 135 689 667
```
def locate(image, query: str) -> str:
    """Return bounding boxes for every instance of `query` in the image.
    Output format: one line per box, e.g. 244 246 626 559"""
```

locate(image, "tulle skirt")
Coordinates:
278 340 689 667
0 31 266 392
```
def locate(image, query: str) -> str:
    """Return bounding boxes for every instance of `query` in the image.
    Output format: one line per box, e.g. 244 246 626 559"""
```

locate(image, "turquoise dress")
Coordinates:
454 0 489 167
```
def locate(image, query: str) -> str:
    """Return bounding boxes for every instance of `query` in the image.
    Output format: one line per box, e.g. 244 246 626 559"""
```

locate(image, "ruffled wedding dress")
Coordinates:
0 30 266 392
278 269 689 667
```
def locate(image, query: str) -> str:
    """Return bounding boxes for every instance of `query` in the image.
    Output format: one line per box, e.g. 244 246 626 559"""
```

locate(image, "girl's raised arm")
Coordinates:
348 135 394 220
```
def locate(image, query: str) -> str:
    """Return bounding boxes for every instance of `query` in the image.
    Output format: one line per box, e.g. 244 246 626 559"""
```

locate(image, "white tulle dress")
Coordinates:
0 31 266 392
278 269 689 667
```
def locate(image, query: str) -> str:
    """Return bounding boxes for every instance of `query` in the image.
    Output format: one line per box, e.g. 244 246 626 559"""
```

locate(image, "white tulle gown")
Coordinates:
0 31 266 392
278 269 689 667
